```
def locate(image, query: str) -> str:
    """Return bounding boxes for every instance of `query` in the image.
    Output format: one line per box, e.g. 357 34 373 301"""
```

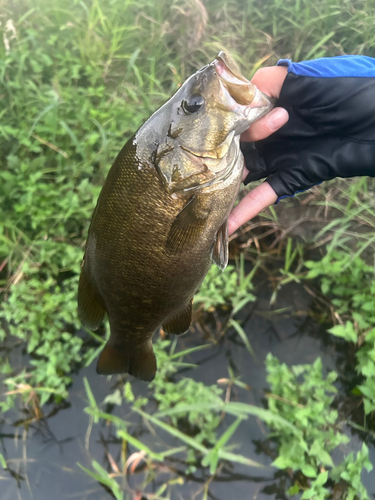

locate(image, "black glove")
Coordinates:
243 56 375 200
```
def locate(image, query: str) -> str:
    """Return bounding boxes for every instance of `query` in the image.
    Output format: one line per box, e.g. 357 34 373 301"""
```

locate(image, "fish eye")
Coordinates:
182 94 205 114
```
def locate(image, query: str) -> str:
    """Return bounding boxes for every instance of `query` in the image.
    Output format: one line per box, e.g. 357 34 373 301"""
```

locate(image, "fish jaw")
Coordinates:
214 52 274 127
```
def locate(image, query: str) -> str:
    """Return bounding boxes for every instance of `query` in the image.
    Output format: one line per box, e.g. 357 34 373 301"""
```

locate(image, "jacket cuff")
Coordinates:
277 59 293 72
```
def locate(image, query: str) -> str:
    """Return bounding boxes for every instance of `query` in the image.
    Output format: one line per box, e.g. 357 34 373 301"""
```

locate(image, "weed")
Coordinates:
305 247 375 414
80 341 300 495
266 354 372 498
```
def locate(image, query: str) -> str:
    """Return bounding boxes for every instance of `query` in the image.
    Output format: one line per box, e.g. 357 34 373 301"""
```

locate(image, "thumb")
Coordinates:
241 107 289 142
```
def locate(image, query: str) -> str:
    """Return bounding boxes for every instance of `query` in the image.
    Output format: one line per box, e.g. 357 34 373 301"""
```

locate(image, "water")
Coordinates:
1 278 374 500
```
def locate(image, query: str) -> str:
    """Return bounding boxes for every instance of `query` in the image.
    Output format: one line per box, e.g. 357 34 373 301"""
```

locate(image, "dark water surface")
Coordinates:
1 280 374 500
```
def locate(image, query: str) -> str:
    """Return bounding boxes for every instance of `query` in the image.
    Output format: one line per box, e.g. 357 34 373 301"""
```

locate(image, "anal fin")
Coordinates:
212 220 229 270
96 340 157 382
78 265 106 330
162 300 192 335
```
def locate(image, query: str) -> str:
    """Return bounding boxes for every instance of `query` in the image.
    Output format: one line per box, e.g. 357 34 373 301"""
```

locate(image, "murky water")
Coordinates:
1 278 374 500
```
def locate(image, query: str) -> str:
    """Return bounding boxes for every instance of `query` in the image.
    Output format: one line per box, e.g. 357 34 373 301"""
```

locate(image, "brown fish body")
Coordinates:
78 53 273 380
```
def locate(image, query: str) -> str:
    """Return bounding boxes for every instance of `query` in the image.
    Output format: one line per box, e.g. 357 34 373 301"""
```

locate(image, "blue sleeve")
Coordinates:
277 55 375 78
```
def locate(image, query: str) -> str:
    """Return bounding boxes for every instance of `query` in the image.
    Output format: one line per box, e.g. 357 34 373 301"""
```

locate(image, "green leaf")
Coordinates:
214 417 243 450
83 377 99 421
103 389 122 406
123 381 135 402
302 464 317 478
0 453 7 469
136 409 207 454
287 483 300 495
136 409 264 469
117 430 164 461
218 450 265 469
328 322 357 343
201 449 219 474
78 461 123 500
315 470 329 486
272 455 291 469
229 319 256 358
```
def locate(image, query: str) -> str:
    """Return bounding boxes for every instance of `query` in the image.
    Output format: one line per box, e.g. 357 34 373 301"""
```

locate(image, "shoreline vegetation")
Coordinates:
1 0 375 498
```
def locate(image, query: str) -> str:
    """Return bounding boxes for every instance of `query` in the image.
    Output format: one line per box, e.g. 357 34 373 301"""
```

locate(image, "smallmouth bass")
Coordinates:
78 52 273 380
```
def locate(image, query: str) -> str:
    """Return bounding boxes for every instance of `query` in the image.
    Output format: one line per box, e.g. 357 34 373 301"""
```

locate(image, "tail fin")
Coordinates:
96 341 157 381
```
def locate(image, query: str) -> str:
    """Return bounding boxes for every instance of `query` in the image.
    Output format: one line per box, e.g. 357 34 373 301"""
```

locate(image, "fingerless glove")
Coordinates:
243 56 375 200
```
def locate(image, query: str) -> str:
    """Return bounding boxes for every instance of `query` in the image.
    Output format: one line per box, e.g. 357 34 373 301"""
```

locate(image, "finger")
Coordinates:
251 66 288 98
241 107 289 142
228 182 278 235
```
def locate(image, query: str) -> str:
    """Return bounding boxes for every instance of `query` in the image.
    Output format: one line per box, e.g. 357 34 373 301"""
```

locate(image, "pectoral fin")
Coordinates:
166 195 209 253
162 300 192 335
212 220 229 270
78 264 106 330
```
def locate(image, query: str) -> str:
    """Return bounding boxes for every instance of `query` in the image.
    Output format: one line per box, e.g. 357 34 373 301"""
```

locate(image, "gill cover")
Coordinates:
154 52 273 194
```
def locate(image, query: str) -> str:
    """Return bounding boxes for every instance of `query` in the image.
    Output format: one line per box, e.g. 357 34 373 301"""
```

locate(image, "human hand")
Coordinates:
228 66 289 235
229 56 375 235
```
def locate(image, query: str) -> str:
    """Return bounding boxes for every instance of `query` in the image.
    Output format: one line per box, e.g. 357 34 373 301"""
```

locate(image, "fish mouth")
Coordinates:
215 51 250 87
214 51 274 111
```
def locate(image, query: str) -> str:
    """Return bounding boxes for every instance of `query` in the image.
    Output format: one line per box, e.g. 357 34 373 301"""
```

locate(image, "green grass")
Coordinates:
1 0 375 498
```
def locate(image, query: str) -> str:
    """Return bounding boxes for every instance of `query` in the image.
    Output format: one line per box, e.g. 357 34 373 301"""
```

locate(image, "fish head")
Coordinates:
144 51 273 194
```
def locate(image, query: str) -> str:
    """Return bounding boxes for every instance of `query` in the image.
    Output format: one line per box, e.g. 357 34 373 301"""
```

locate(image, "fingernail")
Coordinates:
267 108 288 130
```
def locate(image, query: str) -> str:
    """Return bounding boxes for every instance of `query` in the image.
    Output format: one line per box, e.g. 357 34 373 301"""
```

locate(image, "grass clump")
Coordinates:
81 341 298 496
305 245 375 414
0 274 81 409
266 354 372 499
195 255 257 313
